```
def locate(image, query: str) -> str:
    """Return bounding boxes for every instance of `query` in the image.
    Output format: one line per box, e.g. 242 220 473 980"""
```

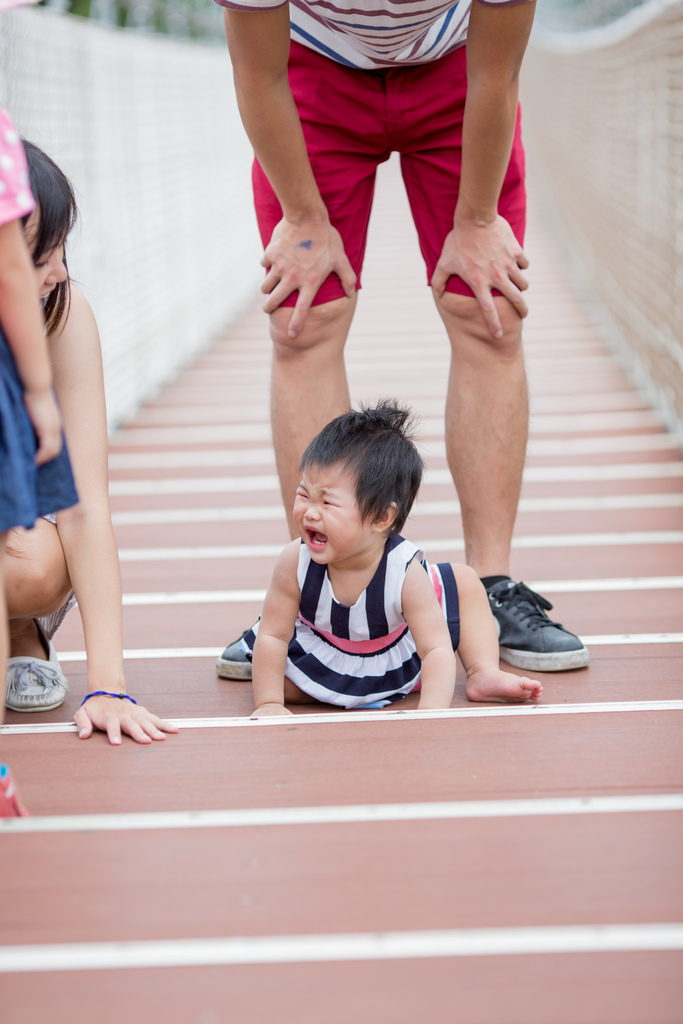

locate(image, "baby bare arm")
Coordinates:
401 559 456 709
251 540 301 714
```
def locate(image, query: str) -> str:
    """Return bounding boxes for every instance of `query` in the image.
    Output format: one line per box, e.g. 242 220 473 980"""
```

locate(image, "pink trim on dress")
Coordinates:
297 613 408 654
429 564 443 606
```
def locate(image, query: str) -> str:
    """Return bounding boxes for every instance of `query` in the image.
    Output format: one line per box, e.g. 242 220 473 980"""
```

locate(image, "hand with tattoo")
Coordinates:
261 214 357 336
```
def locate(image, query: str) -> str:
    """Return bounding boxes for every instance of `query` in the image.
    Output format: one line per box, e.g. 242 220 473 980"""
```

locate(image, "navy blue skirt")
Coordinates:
0 326 78 533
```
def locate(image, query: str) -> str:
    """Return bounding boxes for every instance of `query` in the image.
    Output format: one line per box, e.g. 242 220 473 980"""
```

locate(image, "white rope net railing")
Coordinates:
523 0 683 445
0 7 261 428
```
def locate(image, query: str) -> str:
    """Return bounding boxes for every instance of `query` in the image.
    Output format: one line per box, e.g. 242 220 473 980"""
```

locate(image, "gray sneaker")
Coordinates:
486 580 589 672
6 621 69 712
216 631 253 680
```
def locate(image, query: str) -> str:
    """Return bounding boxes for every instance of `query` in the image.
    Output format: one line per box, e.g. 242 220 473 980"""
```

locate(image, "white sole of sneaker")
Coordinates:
499 646 590 672
215 657 252 681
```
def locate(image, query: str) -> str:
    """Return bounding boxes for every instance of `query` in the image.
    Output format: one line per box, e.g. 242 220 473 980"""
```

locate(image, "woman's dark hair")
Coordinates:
20 140 77 337
300 401 424 536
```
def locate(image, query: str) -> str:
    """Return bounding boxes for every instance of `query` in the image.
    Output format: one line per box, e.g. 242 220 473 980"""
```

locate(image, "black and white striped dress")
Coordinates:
242 535 460 709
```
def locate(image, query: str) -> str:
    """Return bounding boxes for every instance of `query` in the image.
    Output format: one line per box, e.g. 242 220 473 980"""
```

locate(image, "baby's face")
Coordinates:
294 462 374 565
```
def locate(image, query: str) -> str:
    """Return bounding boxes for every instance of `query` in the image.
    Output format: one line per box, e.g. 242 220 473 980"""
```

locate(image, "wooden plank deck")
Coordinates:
1 157 682 1023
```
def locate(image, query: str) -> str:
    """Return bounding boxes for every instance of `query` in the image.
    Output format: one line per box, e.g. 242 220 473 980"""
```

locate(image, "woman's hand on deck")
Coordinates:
74 695 179 745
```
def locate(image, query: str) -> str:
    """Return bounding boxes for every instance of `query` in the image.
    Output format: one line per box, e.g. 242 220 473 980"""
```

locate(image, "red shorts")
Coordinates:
253 40 527 308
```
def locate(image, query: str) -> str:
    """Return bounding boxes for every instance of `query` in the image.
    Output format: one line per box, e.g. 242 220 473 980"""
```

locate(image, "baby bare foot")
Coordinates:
466 667 543 704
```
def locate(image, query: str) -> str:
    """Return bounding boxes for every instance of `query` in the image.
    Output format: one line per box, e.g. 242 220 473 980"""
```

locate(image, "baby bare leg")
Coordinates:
451 564 542 703
283 677 317 704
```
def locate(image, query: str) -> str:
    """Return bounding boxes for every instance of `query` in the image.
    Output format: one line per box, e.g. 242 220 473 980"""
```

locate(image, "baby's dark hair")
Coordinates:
21 140 77 337
300 401 423 536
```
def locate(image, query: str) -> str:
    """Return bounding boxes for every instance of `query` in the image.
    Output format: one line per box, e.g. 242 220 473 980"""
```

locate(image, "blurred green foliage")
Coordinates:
51 0 224 39
536 0 650 30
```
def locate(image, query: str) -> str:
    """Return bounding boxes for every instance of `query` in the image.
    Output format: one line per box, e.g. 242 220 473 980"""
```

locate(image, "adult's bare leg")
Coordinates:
435 292 589 671
436 291 527 578
270 294 357 536
6 521 72 660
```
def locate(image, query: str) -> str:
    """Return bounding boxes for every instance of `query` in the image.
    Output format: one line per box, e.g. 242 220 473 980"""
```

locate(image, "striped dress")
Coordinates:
242 535 460 709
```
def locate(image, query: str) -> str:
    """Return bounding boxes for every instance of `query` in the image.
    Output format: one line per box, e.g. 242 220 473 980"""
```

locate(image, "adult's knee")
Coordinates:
436 292 524 361
6 525 70 616
270 297 354 362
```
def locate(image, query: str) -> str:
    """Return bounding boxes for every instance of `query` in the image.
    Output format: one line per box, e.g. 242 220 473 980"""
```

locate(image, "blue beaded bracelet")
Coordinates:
79 691 138 708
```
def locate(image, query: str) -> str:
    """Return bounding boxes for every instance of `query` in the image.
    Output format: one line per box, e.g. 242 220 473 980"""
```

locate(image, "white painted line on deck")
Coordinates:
3 793 682 835
478 464 683 484
122 589 267 606
1 923 682 972
110 424 273 446
5 699 683 735
107 413 663 469
111 493 683 527
118 576 683 607
305 356 617 374
108 463 683 496
416 412 663 435
529 576 683 593
110 475 280 497
50 636 683 660
117 542 284 560
111 432 679 472
416 494 683 515
125 407 272 427
110 448 275 470
112 505 285 527
508 531 683 549
525 434 678 456
528 410 659 432
107 396 653 446
115 376 639 427
582 633 683 645
116 532 683 561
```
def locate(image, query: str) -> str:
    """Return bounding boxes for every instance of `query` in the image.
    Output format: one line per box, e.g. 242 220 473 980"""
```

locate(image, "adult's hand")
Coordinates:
74 695 179 745
261 215 356 337
431 213 529 339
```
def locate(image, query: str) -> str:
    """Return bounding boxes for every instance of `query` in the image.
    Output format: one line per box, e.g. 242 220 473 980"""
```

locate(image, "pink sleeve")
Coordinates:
0 108 35 229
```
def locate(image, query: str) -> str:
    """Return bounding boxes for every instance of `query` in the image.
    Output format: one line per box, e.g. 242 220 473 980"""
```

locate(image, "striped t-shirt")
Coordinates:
215 0 532 70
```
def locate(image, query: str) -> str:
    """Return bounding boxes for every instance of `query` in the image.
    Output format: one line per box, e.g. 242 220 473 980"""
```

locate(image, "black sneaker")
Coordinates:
216 631 252 680
485 580 589 672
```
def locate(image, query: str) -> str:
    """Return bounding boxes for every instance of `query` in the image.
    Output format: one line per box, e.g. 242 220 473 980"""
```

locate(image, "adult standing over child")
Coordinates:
216 0 589 675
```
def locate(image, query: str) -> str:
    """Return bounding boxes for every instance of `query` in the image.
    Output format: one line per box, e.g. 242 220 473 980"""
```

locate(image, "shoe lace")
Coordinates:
490 582 556 634
8 660 68 696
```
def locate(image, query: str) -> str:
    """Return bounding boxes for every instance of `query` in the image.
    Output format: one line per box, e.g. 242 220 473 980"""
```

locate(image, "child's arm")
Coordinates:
251 540 302 717
0 219 61 463
50 288 177 745
401 558 456 709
